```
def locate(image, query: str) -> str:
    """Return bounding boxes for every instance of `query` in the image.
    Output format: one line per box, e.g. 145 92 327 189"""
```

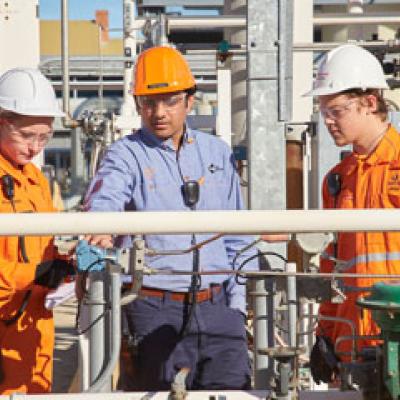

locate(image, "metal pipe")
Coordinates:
146 270 400 280
3 209 400 236
97 24 104 112
88 266 121 392
286 262 297 348
335 334 381 359
50 80 217 90
294 40 400 52
88 272 106 388
61 0 70 117
132 16 246 30
253 277 274 389
314 13 400 26
120 0 139 133
277 0 293 122
312 315 357 361
0 390 268 399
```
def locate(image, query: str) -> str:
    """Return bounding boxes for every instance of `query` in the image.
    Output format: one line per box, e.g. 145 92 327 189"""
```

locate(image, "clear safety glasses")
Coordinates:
320 99 358 120
4 120 53 146
136 93 186 110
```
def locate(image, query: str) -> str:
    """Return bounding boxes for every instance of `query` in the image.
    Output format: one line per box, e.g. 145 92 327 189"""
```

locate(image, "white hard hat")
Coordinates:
304 44 388 97
0 68 64 117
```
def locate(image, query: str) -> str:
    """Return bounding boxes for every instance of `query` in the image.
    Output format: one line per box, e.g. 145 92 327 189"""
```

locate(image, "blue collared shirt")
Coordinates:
84 126 258 313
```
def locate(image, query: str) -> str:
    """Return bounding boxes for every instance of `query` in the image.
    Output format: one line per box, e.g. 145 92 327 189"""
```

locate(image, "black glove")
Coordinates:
35 259 75 289
309 336 340 384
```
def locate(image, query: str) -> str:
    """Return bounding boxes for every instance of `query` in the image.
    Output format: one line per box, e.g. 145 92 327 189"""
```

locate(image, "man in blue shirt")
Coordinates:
83 46 258 391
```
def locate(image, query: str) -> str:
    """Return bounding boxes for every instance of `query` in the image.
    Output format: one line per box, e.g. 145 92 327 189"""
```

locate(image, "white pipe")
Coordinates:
294 40 400 51
286 262 297 348
3 209 400 236
61 0 70 117
0 391 268 399
132 16 246 30
314 14 400 26
216 66 232 146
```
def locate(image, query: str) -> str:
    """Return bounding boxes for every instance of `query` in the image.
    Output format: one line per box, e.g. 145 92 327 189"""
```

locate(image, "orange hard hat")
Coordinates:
133 46 196 96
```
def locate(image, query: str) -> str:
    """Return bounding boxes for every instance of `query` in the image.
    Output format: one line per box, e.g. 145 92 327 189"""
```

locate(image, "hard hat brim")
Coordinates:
303 82 389 97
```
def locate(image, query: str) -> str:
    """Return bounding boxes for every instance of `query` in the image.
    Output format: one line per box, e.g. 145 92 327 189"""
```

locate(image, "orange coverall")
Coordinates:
318 125 400 360
0 154 58 394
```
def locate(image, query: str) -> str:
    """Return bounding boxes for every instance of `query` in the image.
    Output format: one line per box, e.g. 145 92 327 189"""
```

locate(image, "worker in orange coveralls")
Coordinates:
0 68 74 394
304 44 399 388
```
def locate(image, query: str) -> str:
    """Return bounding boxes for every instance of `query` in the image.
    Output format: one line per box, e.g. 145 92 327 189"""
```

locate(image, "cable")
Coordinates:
235 251 288 285
75 257 122 335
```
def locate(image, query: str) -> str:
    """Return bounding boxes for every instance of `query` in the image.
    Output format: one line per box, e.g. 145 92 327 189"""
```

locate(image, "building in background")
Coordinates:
37 1 400 205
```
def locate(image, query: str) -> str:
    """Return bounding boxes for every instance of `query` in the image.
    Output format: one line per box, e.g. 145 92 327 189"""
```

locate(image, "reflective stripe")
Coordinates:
322 251 400 271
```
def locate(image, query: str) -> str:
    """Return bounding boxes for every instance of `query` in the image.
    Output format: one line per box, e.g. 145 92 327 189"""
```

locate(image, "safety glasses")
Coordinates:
3 120 53 146
136 93 186 110
320 99 358 120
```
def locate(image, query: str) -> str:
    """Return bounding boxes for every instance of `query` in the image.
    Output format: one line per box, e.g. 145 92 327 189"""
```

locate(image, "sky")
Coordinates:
38 1 216 33
39 0 123 36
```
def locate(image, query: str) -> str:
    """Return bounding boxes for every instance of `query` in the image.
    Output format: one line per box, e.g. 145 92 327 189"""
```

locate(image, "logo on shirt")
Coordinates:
143 168 155 180
388 170 400 193
208 164 223 174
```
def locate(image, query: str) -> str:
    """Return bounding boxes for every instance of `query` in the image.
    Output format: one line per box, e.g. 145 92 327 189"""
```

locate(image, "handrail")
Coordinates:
1 209 400 236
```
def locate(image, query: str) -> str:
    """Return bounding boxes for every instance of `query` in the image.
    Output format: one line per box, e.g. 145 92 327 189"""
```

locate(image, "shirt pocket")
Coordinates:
385 164 400 207
140 178 185 210
201 171 230 210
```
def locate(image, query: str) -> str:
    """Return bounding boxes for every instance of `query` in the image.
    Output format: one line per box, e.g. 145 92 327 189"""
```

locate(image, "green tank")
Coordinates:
358 281 400 399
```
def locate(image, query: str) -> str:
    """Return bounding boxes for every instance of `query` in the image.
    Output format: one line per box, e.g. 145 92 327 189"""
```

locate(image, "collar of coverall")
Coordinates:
139 123 195 151
0 152 41 186
339 124 395 176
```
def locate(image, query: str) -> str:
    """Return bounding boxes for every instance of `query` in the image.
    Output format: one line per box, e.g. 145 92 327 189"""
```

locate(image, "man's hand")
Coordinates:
310 336 340 384
84 234 114 249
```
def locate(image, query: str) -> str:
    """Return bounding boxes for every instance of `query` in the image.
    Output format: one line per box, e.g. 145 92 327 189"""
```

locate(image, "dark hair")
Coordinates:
185 86 197 97
341 88 388 121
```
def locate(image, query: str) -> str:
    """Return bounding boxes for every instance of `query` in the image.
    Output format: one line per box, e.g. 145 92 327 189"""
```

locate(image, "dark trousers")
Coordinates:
123 287 251 391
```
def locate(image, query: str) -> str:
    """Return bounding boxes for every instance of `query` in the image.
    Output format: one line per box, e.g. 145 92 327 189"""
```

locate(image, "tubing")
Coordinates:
286 262 297 348
61 0 70 117
87 267 121 392
2 209 400 236
132 16 247 30
314 13 400 26
88 272 106 390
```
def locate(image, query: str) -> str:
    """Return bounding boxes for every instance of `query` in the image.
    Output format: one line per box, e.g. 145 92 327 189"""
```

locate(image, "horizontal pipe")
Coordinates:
2 209 400 236
148 270 400 280
132 15 246 30
1 391 269 399
314 13 400 25
50 80 217 91
293 40 400 51
135 13 400 30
